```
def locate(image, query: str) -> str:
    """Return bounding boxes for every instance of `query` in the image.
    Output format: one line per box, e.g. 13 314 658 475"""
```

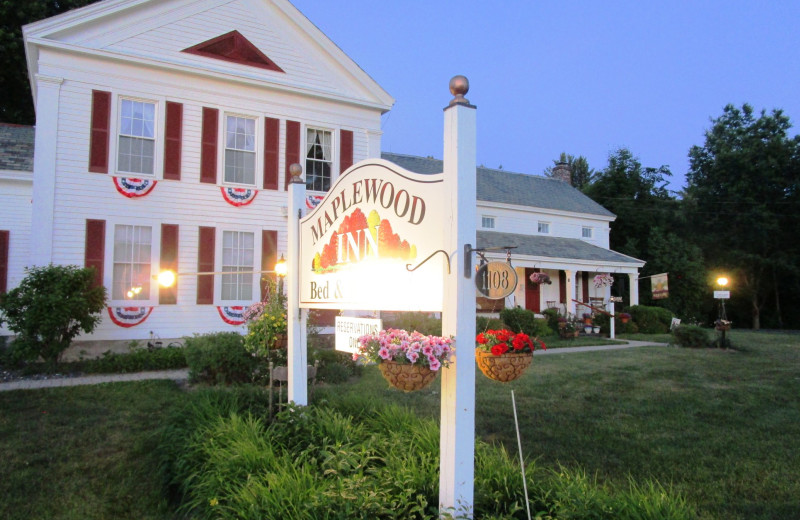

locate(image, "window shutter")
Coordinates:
559 270 566 303
200 107 218 184
261 230 278 301
285 120 300 189
164 102 183 180
84 219 106 288
0 230 9 294
89 90 111 173
159 224 179 304
582 272 589 303
197 226 215 304
263 117 280 190
340 129 353 173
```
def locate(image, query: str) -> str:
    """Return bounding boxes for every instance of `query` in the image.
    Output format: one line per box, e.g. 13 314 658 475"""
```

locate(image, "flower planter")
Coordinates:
378 360 438 392
584 326 592 334
592 326 600 334
621 317 629 324
475 348 533 383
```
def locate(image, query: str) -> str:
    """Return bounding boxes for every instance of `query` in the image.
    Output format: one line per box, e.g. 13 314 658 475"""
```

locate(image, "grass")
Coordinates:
0 380 186 520
317 330 800 520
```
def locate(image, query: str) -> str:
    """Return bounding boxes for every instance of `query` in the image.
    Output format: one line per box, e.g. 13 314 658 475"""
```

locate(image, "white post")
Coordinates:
30 75 63 266
564 269 575 316
628 272 639 306
439 76 477 519
287 164 308 405
609 300 615 339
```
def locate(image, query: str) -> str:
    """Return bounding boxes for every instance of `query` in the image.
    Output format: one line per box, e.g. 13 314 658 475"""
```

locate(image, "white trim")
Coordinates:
221 112 260 187
115 96 159 177
214 227 261 306
0 170 33 182
105 218 161 306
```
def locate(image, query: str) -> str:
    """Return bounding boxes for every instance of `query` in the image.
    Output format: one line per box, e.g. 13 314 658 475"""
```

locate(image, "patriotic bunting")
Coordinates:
306 195 324 209
113 177 157 198
108 306 153 328
221 187 258 206
217 305 247 325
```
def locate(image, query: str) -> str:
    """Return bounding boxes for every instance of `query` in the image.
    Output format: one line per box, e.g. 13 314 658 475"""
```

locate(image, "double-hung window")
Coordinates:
112 224 152 300
582 226 593 239
224 115 256 185
118 99 156 175
481 216 495 229
537 221 550 234
221 231 254 301
305 128 332 192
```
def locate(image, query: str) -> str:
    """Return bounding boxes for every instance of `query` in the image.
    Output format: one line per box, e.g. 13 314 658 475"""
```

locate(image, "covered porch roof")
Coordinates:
476 231 645 273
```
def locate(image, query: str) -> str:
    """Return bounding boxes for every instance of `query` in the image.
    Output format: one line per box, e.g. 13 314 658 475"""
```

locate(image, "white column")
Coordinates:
439 76 477 519
608 300 615 339
564 269 575 316
287 164 308 405
628 272 639 306
30 75 64 266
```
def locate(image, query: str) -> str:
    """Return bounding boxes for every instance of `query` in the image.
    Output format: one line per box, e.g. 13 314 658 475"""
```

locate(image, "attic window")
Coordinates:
182 30 284 73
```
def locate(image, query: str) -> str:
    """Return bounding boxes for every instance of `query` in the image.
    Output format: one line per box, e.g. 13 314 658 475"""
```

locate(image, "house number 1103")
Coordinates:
475 262 518 299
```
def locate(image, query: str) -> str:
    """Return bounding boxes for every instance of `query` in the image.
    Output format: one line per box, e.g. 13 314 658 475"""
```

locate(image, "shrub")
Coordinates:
184 332 255 385
311 348 362 383
541 308 560 333
499 308 552 338
476 315 506 333
0 265 106 365
628 305 673 334
671 325 711 348
383 311 442 336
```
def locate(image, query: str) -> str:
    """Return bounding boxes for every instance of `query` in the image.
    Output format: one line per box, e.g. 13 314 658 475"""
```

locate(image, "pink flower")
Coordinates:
422 345 434 356
406 351 419 363
378 347 392 360
428 356 441 371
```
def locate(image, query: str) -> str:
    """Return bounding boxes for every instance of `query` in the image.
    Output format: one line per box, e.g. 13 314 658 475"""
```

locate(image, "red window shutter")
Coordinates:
263 117 280 190
84 220 106 288
164 102 183 180
89 90 111 174
0 230 9 294
559 270 566 303
260 230 278 301
197 226 215 304
159 224 179 304
285 120 300 189
582 272 589 303
339 129 353 173
200 107 218 184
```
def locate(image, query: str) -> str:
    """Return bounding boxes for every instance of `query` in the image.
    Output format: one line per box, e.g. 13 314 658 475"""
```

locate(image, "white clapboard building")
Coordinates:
0 0 642 347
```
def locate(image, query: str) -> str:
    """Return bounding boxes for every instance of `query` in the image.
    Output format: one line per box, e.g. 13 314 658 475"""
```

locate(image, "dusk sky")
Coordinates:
291 1 800 193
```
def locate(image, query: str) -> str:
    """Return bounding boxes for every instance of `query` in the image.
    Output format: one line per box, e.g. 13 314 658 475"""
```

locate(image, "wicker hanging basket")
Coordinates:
378 361 439 392
475 348 533 383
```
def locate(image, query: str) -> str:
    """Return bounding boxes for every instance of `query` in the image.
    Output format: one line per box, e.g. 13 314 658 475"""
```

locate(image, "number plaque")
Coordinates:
475 262 518 299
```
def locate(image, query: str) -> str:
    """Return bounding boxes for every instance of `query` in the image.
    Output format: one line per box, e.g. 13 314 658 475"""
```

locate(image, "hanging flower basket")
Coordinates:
529 272 552 285
619 312 631 324
593 273 614 288
378 361 439 391
475 349 533 383
353 328 454 392
475 329 545 383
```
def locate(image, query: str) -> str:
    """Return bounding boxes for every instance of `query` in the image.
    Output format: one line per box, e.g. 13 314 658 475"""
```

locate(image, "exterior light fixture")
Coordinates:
157 270 177 288
716 276 729 287
274 254 288 278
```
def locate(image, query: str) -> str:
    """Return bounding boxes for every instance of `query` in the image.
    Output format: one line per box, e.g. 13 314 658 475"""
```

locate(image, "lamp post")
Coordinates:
714 276 731 348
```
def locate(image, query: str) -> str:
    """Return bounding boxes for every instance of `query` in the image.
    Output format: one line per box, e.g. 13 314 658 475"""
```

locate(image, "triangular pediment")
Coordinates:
182 30 283 73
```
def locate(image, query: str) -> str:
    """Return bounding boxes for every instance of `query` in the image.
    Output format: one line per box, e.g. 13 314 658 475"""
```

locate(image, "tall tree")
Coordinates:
685 104 800 329
0 0 100 124
543 152 596 189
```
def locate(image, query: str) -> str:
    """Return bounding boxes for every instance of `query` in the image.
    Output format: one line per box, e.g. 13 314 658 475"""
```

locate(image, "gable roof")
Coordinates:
478 231 644 266
23 0 394 112
382 152 615 218
0 124 35 172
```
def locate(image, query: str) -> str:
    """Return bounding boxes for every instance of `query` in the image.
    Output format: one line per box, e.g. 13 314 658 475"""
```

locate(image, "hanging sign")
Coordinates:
475 262 517 299
334 316 383 354
299 159 445 311
714 291 730 299
651 272 669 300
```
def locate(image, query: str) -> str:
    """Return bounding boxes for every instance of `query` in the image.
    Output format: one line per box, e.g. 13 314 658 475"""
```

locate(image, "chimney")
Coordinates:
552 162 572 185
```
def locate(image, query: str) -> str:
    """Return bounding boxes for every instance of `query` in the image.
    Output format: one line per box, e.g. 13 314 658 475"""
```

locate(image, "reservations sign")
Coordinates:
334 316 382 354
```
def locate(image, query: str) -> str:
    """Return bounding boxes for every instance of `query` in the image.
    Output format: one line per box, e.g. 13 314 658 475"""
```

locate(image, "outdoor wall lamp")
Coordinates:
274 254 287 278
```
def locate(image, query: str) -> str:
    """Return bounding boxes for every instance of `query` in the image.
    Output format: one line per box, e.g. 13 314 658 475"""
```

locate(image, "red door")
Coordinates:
525 268 541 313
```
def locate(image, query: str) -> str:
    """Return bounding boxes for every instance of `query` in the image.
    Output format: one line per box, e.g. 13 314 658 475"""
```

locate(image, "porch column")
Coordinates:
30 75 63 266
564 269 575 316
628 272 639 306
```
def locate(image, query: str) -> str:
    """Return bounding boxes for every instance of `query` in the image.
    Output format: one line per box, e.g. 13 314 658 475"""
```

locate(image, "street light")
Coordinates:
714 275 731 348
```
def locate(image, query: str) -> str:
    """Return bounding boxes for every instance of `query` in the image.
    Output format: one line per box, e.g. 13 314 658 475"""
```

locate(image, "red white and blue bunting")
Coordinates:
220 187 258 207
113 177 157 198
108 306 153 328
217 306 247 326
306 194 324 209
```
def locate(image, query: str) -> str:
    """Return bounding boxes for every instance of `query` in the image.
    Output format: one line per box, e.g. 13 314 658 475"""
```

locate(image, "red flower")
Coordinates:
491 343 509 356
495 330 511 342
512 333 533 351
538 339 547 351
476 333 487 345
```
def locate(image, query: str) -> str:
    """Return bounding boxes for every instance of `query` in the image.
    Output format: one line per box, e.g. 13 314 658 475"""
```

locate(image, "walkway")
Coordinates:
0 340 669 392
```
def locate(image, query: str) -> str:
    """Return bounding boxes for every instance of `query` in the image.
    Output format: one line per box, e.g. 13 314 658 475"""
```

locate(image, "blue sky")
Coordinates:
291 1 800 193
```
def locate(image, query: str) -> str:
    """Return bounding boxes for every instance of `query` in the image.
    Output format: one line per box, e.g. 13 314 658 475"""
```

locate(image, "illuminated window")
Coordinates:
221 231 254 300
306 128 332 192
224 115 256 185
118 99 155 175
113 224 151 300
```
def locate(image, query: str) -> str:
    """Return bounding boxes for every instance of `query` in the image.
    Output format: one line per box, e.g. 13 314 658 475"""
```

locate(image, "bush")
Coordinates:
0 265 106 365
311 348 362 384
541 308 560 333
184 332 255 385
383 311 442 336
671 325 711 348
628 305 673 334
476 315 506 333
499 308 552 338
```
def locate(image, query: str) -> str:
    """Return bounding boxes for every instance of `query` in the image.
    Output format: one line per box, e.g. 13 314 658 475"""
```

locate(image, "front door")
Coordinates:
524 268 541 313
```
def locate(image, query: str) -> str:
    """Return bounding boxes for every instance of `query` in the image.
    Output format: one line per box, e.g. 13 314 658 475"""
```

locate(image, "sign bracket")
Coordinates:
406 249 451 274
464 244 517 278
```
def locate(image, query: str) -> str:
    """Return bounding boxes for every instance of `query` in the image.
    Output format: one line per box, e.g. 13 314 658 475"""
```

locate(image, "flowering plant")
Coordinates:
593 273 614 288
529 272 552 285
618 312 631 320
475 329 546 356
354 329 454 371
243 279 287 359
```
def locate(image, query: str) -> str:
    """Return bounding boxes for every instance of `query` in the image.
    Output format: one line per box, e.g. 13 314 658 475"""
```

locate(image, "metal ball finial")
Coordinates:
448 75 472 108
289 163 303 183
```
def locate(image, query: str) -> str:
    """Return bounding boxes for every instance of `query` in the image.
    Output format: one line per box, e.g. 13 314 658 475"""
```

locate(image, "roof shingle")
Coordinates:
0 124 35 172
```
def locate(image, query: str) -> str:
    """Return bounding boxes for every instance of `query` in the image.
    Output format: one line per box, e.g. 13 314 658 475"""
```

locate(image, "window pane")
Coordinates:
221 231 254 301
113 224 151 301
